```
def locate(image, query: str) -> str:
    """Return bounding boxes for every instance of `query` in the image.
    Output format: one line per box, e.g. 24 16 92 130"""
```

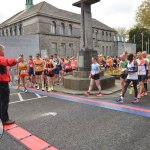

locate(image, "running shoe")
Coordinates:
17 85 20 90
47 87 52 92
131 98 139 104
42 87 45 91
51 86 54 91
144 92 148 96
116 97 124 103
97 92 103 97
24 89 28 93
140 93 145 97
85 91 90 96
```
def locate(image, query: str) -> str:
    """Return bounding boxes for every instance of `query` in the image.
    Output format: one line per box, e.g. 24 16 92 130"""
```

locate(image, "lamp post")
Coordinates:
148 38 150 54
141 32 144 52
146 42 148 53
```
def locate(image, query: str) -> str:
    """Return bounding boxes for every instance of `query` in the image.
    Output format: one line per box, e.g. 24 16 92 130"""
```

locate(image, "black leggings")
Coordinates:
123 79 138 98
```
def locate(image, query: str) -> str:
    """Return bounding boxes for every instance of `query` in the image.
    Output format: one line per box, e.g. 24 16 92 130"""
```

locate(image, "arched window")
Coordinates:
51 21 56 34
6 29 8 36
10 27 12 36
14 26 17 36
106 32 108 36
19 24 23 35
102 31 104 36
2 30 4 36
60 23 65 35
68 24 72 36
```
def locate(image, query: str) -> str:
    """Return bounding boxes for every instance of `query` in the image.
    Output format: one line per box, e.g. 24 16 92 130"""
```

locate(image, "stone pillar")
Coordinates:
73 0 100 72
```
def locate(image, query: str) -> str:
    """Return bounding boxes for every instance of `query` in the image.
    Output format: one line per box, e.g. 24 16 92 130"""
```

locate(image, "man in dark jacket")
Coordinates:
0 44 23 125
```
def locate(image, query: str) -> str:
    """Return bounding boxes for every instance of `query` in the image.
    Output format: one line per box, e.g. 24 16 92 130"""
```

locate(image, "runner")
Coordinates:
53 54 61 85
85 57 102 97
117 53 139 103
119 54 128 94
44 56 55 92
28 55 34 88
34 53 45 90
142 51 149 95
137 52 147 98
71 57 77 71
64 57 72 75
18 55 28 92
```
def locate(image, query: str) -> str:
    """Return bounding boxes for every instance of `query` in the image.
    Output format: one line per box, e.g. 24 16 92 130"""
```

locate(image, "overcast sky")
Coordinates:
0 0 143 29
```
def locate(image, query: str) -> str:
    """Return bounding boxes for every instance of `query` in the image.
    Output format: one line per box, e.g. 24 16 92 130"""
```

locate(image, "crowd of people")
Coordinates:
15 53 77 92
90 51 150 103
14 51 150 104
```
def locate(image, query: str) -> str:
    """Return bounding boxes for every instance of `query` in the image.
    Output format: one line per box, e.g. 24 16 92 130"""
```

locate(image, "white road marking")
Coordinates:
40 112 57 117
10 92 24 96
18 93 24 101
10 96 47 104
35 93 41 98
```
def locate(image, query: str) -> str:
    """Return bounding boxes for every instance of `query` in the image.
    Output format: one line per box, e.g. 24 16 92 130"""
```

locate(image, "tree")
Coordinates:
128 26 150 52
136 0 150 30
115 27 128 35
115 27 129 41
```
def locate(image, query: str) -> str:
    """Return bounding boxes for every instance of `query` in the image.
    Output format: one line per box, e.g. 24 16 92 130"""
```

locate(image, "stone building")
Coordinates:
0 0 116 57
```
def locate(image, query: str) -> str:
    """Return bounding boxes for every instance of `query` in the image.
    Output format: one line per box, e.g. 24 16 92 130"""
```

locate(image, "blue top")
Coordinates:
91 63 100 75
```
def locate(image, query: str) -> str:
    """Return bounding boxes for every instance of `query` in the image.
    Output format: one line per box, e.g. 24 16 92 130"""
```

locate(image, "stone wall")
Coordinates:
0 35 39 58
39 34 80 57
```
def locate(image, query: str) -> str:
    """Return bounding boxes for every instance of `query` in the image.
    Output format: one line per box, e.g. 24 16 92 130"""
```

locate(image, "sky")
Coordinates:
0 0 143 29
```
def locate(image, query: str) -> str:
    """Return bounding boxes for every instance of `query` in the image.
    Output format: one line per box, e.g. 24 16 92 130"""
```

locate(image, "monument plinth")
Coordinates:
64 0 115 91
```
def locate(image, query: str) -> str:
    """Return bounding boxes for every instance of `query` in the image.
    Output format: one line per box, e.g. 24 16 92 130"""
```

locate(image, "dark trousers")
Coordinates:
0 83 10 122
123 79 138 98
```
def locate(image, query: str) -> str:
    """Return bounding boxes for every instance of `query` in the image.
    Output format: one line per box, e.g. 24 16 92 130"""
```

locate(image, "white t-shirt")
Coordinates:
127 61 138 80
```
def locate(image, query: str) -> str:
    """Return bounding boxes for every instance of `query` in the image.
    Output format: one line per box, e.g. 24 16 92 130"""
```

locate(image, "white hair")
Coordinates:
0 44 5 50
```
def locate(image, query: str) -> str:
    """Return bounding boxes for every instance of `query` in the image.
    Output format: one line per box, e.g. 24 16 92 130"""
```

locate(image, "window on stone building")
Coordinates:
19 24 23 35
2 30 4 36
106 46 108 56
14 26 17 36
68 24 73 36
61 43 66 56
102 31 104 36
60 23 65 35
106 32 108 36
109 46 111 56
69 43 74 56
51 43 57 54
110 33 111 37
102 46 105 56
51 21 56 34
6 29 8 36
10 27 12 36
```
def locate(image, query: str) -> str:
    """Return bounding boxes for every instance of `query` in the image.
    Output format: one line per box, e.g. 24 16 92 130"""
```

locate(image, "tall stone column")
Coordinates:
73 0 100 72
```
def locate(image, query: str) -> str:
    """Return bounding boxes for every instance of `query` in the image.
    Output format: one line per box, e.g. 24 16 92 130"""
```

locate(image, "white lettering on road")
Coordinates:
40 112 57 117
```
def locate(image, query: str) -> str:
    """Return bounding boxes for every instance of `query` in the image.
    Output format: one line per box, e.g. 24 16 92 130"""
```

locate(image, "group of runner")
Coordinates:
117 51 150 103
15 51 150 104
85 51 150 104
16 53 77 92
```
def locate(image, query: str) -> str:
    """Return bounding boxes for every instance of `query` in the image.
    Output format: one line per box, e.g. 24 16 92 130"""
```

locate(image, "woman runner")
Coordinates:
44 56 55 92
85 57 102 97
18 55 28 92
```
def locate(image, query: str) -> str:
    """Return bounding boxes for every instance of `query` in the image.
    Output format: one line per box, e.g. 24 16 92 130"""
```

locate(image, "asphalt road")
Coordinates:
0 87 150 150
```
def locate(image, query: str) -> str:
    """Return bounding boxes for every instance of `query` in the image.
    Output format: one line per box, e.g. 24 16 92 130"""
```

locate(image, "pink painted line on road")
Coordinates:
4 124 58 150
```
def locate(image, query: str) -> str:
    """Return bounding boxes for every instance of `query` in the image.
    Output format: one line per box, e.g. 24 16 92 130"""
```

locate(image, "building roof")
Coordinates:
0 1 114 31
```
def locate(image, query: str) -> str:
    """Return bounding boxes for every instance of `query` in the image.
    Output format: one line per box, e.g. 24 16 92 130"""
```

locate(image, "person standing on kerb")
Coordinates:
0 44 23 125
